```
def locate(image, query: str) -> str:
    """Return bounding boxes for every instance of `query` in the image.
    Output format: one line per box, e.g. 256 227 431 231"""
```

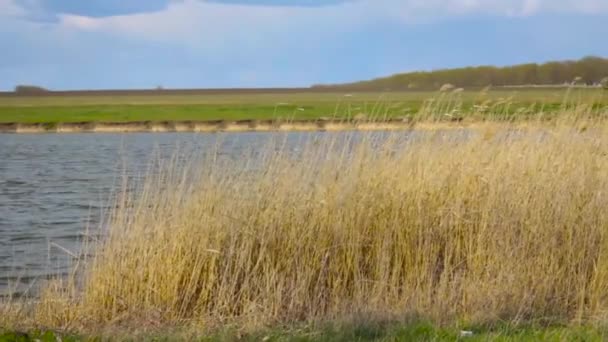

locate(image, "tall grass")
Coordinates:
3 99 608 334
7 122 606 331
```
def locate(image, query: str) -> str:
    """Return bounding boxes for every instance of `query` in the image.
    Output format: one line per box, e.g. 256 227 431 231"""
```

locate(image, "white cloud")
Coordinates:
371 0 608 19
5 0 608 65
0 0 26 17
54 0 608 45
58 0 366 48
4 0 608 55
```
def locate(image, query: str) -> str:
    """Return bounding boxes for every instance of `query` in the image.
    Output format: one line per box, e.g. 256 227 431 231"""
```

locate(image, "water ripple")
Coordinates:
0 131 422 294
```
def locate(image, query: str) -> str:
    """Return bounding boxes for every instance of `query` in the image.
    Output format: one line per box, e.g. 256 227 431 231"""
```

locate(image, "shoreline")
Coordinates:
0 119 471 134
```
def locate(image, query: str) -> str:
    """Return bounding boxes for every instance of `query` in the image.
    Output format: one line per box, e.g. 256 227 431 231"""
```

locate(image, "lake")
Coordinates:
0 132 309 296
0 130 475 296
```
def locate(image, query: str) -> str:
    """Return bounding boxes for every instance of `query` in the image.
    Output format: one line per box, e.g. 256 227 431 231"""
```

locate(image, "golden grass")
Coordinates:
3 105 608 334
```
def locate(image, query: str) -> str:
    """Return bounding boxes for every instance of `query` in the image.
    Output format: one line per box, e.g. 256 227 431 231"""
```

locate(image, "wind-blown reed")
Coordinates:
3 119 599 331
2 102 608 335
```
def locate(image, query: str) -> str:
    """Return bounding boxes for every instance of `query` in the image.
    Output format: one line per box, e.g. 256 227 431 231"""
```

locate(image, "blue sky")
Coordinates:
1 0 608 90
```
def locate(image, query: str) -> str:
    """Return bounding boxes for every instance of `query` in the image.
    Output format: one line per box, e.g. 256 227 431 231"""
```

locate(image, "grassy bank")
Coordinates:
0 88 605 123
2 321 608 341
2 109 608 338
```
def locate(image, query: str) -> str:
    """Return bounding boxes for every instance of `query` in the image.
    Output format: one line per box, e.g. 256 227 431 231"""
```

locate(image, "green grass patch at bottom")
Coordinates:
3 322 607 341
0 330 80 342
214 322 607 342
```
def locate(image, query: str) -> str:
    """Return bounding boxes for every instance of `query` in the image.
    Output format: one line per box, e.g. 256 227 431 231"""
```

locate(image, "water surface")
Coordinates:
0 132 296 295
0 130 470 295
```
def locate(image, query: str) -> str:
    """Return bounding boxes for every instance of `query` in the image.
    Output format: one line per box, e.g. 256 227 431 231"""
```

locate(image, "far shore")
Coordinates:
0 119 474 134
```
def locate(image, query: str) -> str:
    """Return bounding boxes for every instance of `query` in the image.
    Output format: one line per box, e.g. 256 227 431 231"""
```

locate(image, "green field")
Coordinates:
0 88 605 123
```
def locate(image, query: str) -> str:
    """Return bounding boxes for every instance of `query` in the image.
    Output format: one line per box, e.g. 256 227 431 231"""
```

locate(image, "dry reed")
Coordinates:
3 98 608 335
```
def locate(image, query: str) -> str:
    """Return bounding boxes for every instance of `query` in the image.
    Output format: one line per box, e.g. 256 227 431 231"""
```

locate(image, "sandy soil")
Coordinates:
0 119 475 134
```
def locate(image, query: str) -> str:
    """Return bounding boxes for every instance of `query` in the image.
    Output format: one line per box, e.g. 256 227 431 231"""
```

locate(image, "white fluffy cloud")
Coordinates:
4 0 607 38
51 0 608 46
58 0 364 47
4 0 608 58
0 0 26 17
362 0 608 19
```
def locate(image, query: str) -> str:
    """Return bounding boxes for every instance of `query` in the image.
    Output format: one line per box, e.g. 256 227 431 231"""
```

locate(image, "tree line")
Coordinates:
313 56 608 91
13 85 50 94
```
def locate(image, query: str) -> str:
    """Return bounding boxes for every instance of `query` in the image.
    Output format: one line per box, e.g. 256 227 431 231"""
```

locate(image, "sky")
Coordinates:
1 0 608 90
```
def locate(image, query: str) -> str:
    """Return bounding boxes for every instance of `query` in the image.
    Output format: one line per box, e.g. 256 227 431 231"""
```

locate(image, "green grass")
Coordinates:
0 330 80 342
0 89 605 123
0 104 339 123
215 322 608 342
2 322 607 341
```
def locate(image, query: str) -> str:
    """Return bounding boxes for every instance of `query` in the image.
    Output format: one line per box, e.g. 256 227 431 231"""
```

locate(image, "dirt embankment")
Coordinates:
0 119 426 134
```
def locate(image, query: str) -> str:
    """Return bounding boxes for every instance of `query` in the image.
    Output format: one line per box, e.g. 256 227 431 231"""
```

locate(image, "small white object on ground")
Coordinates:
460 330 474 337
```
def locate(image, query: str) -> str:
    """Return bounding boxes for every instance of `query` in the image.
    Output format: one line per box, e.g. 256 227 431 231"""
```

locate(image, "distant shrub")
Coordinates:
601 77 608 90
14 85 49 94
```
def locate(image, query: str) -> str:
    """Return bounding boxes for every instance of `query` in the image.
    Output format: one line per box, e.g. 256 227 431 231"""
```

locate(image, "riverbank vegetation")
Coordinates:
2 105 608 339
